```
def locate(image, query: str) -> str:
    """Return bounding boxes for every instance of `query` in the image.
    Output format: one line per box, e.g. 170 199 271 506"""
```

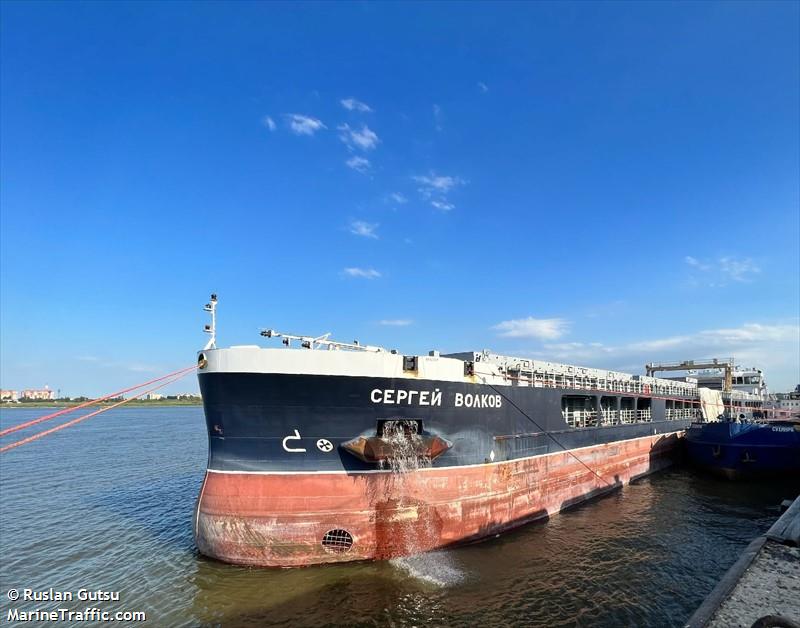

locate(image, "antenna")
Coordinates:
203 293 218 350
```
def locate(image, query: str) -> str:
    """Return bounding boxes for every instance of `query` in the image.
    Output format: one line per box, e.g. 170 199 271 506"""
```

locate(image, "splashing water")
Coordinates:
378 420 431 473
390 552 466 587
379 420 465 586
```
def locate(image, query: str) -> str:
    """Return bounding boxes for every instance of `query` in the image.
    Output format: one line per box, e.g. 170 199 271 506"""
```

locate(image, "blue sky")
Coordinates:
1 1 798 397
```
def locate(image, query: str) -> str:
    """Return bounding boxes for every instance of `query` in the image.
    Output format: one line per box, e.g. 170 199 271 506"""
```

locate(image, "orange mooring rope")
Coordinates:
0 364 198 439
0 368 196 454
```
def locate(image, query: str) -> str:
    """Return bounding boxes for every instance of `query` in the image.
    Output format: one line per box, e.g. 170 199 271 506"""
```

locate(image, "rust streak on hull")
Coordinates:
195 433 680 567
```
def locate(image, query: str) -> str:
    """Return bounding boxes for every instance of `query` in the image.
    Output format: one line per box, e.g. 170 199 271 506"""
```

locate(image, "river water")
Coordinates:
1 407 797 627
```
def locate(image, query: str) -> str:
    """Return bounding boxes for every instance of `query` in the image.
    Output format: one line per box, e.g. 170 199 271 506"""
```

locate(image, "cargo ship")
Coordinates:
192 298 764 567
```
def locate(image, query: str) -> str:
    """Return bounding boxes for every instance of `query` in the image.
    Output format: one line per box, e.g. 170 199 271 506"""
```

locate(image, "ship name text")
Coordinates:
454 393 503 408
371 388 443 406
370 389 502 408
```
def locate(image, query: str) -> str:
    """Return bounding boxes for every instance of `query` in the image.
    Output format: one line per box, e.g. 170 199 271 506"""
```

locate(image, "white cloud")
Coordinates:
684 255 761 284
413 172 466 211
492 317 569 340
338 124 380 151
413 172 465 196
343 267 381 279
433 104 443 131
719 256 760 282
389 192 408 204
533 322 799 391
262 116 276 131
345 156 371 173
628 324 796 352
285 114 326 136
684 255 710 271
478 82 489 93
379 319 413 326
340 97 373 113
349 220 378 239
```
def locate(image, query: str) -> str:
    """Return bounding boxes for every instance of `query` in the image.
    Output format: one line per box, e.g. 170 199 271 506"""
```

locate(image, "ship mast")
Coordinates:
203 294 218 350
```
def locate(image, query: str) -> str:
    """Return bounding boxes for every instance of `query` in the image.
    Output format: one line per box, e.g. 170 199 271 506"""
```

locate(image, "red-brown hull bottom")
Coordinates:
195 433 681 567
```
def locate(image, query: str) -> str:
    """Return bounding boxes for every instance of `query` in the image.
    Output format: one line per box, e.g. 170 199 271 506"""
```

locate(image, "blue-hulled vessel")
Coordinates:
685 419 800 479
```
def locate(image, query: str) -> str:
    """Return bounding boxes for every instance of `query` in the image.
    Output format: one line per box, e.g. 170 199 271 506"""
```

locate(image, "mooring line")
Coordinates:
0 370 194 454
0 364 197 439
481 377 618 489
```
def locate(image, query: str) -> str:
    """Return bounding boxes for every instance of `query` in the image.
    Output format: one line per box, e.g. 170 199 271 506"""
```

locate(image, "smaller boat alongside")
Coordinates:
683 366 800 479
684 419 800 479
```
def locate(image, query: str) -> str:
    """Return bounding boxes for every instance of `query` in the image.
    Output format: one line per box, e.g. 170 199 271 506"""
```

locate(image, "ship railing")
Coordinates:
564 410 598 429
509 371 697 399
601 410 621 425
567 408 661 426
567 407 700 426
666 408 697 420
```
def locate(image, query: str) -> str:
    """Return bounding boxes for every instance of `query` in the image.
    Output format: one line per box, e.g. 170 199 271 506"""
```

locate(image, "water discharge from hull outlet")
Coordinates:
378 420 465 586
378 420 431 475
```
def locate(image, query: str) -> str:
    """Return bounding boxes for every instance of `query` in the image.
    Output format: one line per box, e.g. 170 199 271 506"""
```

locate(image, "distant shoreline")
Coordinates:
1 400 203 409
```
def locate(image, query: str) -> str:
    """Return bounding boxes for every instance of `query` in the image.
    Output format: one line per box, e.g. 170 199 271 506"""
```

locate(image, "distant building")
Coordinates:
21 387 55 401
176 392 201 399
1 390 19 402
144 393 164 401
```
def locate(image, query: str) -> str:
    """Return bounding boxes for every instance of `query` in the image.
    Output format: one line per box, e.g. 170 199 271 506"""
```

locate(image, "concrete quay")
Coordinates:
686 495 800 628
